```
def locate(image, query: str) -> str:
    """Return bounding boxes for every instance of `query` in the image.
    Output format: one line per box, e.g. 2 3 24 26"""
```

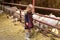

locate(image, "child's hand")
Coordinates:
26 22 28 26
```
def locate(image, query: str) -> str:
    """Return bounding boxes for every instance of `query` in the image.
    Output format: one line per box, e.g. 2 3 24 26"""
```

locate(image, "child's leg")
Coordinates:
25 29 31 40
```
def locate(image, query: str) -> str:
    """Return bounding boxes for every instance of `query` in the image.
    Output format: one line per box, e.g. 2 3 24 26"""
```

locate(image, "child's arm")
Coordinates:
25 13 29 26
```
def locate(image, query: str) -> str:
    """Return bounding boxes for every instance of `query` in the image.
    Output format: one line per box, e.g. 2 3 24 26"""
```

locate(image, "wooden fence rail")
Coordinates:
1 2 60 12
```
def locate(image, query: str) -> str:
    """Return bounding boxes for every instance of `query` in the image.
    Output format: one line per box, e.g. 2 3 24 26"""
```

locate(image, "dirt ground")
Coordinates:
0 13 60 40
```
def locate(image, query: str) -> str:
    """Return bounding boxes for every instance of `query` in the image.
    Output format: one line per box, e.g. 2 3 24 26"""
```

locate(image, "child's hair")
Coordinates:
28 4 33 8
26 4 33 10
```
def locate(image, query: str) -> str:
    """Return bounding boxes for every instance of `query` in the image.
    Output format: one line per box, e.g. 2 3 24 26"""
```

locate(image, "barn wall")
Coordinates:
20 0 60 9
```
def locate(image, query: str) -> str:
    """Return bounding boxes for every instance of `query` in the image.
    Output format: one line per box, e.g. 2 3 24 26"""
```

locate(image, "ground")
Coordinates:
0 13 60 40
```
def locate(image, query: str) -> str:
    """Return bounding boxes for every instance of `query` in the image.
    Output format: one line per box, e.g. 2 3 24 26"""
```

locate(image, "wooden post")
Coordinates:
20 9 22 22
32 0 35 13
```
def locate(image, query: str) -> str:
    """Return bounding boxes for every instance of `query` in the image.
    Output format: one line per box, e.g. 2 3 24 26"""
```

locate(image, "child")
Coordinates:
25 4 33 40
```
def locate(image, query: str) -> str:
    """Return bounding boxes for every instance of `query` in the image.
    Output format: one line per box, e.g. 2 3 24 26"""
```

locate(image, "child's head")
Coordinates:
26 4 33 12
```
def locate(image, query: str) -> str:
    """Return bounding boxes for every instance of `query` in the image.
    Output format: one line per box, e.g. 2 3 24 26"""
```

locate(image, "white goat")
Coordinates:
32 13 40 26
33 13 59 34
